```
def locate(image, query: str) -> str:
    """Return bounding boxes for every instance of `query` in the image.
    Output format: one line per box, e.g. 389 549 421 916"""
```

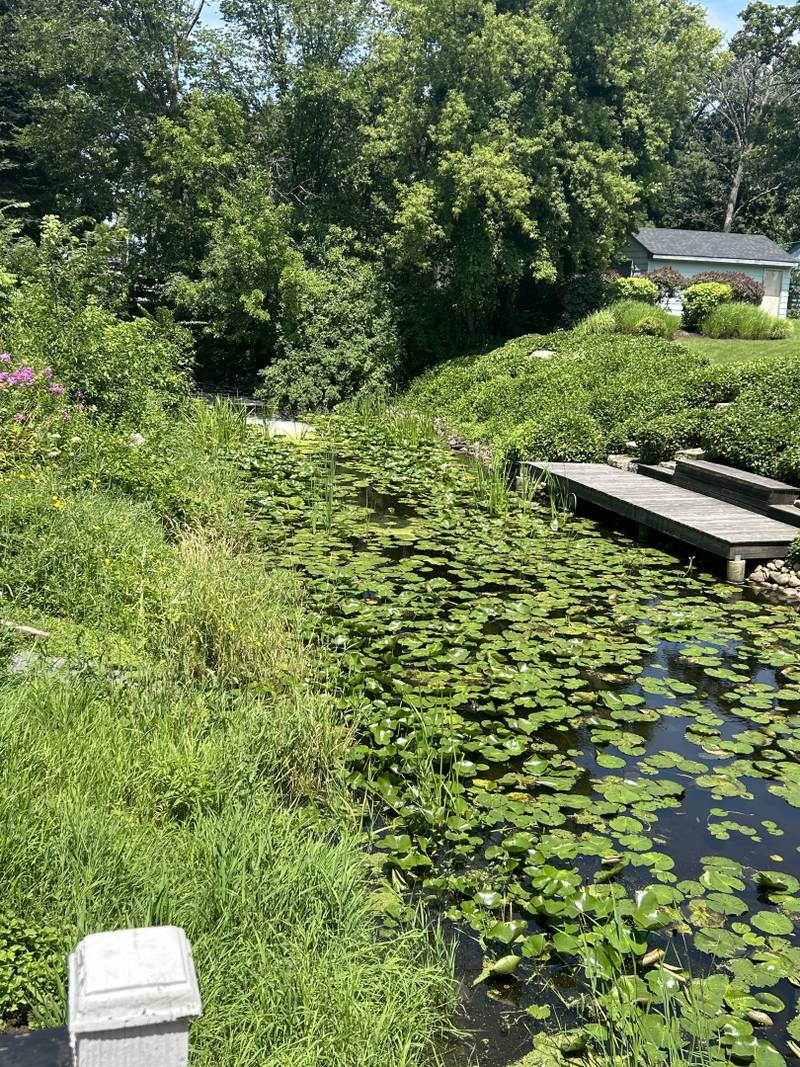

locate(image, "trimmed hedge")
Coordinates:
688 270 764 305
613 277 659 304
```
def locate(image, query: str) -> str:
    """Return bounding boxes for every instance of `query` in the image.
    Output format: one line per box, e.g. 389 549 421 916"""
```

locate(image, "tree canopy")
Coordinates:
1 0 795 405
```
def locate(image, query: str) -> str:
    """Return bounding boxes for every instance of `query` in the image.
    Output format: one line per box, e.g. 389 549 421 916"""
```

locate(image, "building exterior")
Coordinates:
621 227 796 318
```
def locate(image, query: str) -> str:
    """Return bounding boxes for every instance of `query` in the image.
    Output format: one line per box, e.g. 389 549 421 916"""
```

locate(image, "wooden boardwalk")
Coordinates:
527 462 799 577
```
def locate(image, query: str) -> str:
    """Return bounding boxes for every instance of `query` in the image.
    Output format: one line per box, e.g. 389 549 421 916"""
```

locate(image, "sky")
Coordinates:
201 0 744 41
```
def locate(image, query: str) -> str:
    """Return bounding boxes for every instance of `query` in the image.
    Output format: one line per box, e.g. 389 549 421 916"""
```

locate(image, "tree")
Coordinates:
657 1 800 236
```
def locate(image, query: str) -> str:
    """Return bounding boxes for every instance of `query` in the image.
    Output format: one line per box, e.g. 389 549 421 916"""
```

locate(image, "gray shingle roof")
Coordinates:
631 227 795 266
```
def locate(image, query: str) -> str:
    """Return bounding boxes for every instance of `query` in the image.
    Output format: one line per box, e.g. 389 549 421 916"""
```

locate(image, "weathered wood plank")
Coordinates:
526 462 799 561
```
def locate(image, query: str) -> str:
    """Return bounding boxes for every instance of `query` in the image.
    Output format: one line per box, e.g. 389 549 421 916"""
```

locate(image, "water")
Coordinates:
248 423 800 1067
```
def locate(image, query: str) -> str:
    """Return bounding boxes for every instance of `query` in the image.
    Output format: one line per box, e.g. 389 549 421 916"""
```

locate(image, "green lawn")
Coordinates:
679 324 800 365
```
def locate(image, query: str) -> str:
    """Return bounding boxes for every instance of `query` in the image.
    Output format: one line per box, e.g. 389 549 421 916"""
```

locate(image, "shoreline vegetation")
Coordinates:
0 385 456 1063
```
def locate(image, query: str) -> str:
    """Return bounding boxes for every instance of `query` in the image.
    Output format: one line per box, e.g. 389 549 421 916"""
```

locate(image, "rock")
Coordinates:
773 571 790 587
674 447 708 461
529 349 555 359
788 574 800 589
624 440 639 452
715 402 733 410
751 567 767 583
607 454 639 472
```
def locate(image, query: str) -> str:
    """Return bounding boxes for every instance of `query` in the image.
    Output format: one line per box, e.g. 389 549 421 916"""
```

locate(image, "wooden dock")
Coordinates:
526 462 800 580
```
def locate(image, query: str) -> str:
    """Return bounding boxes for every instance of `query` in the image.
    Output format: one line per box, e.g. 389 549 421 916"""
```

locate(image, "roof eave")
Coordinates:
650 253 796 269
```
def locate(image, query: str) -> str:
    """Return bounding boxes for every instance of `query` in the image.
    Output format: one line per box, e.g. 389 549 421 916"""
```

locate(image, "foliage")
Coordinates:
788 535 800 570
258 243 400 414
404 331 728 464
581 307 617 334
0 908 60 1024
633 408 706 462
562 274 613 325
611 301 677 338
701 301 793 340
682 282 732 331
701 356 800 480
645 266 686 300
688 270 765 305
613 277 659 304
0 217 192 423
2 0 721 392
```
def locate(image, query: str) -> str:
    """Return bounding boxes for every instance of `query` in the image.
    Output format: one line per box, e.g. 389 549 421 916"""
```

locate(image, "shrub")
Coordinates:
258 251 400 415
562 272 612 324
682 282 732 331
688 270 764 305
633 409 706 463
701 301 792 340
0 907 60 1025
500 409 607 464
645 267 685 301
612 276 659 304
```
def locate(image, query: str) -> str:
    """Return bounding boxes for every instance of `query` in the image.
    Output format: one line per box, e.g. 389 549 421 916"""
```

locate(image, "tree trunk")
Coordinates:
723 155 746 232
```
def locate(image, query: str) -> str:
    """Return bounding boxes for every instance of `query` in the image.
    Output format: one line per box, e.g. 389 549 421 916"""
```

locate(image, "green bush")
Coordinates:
258 249 400 415
789 535 800 570
701 301 793 340
613 276 659 304
682 282 732 331
562 272 612 324
405 332 725 464
632 409 706 463
500 409 607 463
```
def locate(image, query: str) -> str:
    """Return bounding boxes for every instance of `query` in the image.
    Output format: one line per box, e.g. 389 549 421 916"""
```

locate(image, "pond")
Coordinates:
245 413 800 1067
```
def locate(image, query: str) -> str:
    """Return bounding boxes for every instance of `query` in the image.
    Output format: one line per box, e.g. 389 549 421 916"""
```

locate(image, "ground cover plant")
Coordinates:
248 409 800 1066
403 331 800 480
580 300 678 338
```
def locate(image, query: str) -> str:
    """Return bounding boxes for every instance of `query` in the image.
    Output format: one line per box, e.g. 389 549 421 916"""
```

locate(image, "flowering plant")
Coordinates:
0 351 76 466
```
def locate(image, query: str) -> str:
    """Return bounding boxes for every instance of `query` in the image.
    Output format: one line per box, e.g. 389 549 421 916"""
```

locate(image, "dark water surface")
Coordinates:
248 422 800 1067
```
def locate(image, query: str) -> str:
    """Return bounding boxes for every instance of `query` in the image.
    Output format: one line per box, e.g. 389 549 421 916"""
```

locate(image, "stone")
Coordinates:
773 571 790 587
751 567 766 583
607 454 639 472
715 402 733 410
69 927 202 1067
788 574 800 589
674 447 708 461
529 349 555 359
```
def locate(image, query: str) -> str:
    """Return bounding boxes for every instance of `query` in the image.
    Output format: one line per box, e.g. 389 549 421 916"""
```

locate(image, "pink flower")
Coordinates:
43 366 53 380
62 410 72 421
13 412 26 423
48 383 63 396
0 353 11 364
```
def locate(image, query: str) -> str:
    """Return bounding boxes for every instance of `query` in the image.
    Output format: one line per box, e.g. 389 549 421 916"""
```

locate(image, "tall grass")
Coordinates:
701 302 793 340
580 301 678 339
0 400 456 1064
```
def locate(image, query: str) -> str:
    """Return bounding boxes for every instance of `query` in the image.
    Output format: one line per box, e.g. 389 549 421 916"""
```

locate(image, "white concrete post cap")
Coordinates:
69 926 202 1034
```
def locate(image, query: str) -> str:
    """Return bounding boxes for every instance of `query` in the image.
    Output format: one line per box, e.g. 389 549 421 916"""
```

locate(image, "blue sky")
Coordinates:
201 0 743 40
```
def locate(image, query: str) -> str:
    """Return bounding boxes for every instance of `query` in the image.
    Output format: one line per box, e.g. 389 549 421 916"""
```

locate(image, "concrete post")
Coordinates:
727 558 747 583
69 927 202 1067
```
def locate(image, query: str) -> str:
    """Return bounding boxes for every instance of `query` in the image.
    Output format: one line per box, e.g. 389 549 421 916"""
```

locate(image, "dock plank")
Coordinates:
526 462 799 560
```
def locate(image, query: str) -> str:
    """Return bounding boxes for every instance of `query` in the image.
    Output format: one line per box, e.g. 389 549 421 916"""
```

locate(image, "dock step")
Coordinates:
673 458 799 510
526 462 799 563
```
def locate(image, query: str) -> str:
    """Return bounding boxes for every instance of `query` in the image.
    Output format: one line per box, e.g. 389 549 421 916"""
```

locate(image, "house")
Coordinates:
790 241 800 261
621 227 796 318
